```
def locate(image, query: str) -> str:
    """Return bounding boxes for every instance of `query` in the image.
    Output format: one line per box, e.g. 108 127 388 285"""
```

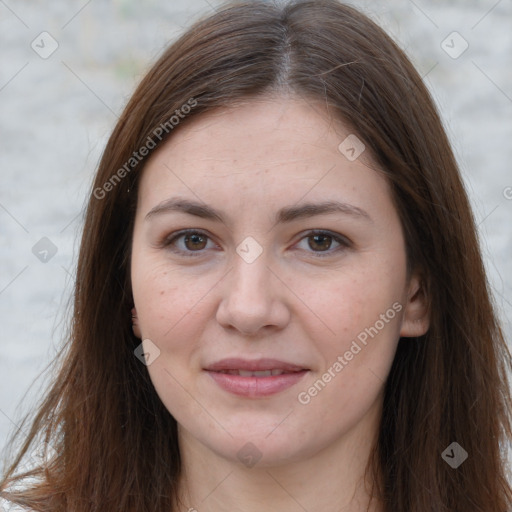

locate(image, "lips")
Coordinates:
215 369 291 377
205 357 308 373
204 358 309 397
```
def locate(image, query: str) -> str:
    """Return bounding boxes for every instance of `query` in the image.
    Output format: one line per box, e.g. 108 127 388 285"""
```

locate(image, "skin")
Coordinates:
130 95 429 512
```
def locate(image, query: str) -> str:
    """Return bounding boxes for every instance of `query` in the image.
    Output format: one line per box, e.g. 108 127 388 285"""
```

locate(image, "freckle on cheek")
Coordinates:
160 290 165 296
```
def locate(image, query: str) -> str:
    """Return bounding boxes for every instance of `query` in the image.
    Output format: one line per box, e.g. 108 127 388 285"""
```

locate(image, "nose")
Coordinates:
215 253 290 336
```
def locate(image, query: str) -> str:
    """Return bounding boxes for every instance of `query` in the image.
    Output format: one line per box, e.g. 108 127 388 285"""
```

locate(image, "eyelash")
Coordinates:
160 229 351 259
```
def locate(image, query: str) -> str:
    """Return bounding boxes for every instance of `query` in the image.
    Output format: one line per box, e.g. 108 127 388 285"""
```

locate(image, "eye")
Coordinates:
294 230 350 257
161 228 351 258
162 229 217 257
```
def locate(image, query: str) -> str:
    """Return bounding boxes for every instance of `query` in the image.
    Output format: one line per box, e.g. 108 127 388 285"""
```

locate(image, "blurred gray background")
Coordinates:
1 0 511 466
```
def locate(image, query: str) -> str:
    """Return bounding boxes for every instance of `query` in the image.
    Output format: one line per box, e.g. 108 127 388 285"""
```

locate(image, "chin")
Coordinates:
200 428 316 469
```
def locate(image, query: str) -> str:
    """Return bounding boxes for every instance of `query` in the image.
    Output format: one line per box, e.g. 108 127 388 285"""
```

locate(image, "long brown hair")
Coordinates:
2 1 511 510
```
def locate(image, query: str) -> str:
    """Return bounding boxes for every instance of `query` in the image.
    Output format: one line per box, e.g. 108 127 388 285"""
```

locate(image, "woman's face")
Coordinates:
130 96 428 467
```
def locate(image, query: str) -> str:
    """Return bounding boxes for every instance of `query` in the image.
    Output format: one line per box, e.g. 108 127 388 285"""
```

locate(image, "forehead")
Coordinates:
136 96 391 218
147 96 365 167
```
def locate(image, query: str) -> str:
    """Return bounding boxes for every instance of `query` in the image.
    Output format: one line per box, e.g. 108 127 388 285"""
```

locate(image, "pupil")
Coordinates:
186 234 206 250
310 234 331 251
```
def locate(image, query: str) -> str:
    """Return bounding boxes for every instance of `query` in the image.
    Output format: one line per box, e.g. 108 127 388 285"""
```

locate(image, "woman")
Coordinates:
1 1 511 511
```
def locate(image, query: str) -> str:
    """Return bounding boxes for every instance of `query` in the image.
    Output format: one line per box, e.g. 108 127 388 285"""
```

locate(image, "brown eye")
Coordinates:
308 233 333 252
295 230 350 258
183 233 208 251
163 230 215 257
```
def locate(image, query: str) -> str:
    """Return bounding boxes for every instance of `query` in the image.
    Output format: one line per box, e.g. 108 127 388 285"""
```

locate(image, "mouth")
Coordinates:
204 358 310 397
212 369 301 377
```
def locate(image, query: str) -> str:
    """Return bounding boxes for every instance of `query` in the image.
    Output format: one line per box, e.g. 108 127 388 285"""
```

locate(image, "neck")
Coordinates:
175 403 384 512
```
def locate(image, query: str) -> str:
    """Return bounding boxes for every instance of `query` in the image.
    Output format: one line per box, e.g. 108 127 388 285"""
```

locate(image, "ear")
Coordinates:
400 272 430 338
131 307 142 339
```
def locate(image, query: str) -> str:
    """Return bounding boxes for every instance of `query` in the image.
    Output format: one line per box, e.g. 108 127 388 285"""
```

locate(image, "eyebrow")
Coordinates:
145 198 372 224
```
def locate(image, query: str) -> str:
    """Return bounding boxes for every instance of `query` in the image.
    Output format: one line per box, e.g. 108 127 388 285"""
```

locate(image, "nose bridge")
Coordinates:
216 244 288 334
229 248 272 306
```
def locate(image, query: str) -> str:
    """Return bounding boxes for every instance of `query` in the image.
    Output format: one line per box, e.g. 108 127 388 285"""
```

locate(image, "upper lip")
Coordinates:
205 358 308 372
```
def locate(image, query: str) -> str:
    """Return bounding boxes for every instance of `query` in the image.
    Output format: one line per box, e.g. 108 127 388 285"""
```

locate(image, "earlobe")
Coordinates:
399 274 430 338
131 307 142 338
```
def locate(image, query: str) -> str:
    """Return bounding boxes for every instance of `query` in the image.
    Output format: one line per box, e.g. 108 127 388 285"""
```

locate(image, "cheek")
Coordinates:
131 257 232 402
292 277 402 437
131 264 216 421
131 234 210 325
293 261 404 400
295 260 405 346
133 264 213 343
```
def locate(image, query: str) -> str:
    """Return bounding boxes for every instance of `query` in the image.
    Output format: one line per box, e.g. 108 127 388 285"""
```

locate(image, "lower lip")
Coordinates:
205 370 309 397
